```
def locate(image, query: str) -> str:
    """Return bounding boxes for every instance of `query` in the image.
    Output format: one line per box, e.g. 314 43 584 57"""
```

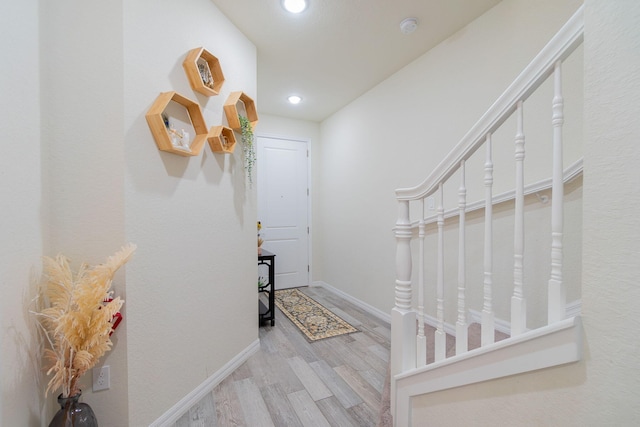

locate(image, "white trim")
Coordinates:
566 298 582 318
405 159 583 229
467 309 512 336
421 298 581 338
307 138 313 286
422 312 457 336
311 281 391 324
424 304 568 339
256 132 313 286
395 316 582 426
311 282 581 337
150 339 260 427
465 298 581 336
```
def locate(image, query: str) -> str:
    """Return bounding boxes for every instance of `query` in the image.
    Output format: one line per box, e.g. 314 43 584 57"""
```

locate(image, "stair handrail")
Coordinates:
395 5 584 202
413 158 583 228
391 7 585 425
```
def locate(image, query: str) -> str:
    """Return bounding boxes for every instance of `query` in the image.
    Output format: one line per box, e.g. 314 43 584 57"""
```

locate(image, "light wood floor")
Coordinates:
174 286 391 427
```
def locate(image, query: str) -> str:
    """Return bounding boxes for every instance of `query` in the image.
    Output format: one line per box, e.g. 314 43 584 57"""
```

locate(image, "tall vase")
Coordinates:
49 392 98 427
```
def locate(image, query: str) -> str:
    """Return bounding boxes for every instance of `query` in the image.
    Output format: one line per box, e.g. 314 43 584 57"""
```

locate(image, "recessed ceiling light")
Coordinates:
400 18 418 35
282 0 307 14
287 95 302 105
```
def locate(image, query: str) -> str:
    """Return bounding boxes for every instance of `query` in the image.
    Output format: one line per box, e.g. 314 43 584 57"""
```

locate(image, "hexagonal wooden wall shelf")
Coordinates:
208 125 236 154
145 91 208 157
183 47 225 96
223 91 259 131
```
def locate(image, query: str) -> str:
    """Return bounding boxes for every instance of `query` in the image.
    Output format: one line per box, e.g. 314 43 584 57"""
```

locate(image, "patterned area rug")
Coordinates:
274 288 358 341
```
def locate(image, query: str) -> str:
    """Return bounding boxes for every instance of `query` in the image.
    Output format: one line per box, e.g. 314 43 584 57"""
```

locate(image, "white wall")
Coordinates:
122 1 258 425
410 0 640 424
39 0 128 423
318 0 583 320
580 0 640 421
256 114 323 280
1 0 258 425
0 0 47 425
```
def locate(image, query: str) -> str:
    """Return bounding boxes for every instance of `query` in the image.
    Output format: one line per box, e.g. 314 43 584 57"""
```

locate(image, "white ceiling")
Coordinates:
211 0 501 122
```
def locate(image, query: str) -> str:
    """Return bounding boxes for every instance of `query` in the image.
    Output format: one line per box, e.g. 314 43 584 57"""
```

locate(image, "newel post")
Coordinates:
391 200 416 415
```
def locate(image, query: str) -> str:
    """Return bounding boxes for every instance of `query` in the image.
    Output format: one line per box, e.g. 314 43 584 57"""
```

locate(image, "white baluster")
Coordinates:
416 200 427 366
548 61 566 323
435 183 446 361
456 161 468 355
391 201 416 388
482 135 496 346
512 101 527 336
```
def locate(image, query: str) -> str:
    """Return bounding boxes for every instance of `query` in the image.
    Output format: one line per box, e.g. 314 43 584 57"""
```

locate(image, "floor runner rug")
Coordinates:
274 288 358 341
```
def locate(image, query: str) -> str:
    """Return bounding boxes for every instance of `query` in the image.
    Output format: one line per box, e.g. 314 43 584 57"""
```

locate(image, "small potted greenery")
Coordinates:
239 115 256 186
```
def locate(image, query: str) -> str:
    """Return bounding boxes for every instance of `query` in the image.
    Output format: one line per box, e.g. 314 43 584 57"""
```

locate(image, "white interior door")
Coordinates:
257 135 309 289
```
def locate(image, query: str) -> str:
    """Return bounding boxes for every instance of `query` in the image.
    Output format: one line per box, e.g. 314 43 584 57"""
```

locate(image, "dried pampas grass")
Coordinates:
34 243 136 398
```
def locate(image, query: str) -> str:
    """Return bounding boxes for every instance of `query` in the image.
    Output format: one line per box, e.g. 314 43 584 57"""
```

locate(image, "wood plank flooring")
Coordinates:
174 286 390 427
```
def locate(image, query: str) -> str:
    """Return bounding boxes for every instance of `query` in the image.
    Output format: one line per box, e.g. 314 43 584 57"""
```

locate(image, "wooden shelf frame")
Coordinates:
223 91 259 131
145 91 208 157
182 47 225 97
208 125 237 154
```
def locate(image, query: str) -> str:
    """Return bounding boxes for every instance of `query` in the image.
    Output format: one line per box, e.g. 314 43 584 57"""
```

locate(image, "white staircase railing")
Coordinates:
391 6 584 426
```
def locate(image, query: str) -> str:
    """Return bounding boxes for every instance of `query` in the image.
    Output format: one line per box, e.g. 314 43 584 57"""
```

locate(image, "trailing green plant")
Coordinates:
239 116 256 187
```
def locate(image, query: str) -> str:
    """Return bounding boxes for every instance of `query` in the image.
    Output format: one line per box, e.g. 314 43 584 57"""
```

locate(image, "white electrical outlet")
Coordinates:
93 365 110 391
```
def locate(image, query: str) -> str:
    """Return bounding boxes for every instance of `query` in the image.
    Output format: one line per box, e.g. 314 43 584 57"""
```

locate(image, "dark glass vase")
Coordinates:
49 392 98 427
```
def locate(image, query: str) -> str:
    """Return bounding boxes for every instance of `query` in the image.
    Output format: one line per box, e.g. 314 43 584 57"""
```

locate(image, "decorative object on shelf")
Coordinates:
182 47 225 96
48 392 98 427
32 243 136 427
207 125 236 154
223 91 258 131
146 91 208 157
257 221 264 254
199 63 214 88
161 112 191 151
169 126 190 150
239 115 256 186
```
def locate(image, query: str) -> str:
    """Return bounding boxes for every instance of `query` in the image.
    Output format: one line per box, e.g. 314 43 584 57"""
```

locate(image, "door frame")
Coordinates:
256 132 312 286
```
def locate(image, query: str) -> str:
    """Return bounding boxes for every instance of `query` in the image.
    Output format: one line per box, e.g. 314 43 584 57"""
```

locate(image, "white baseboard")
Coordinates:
566 298 582 318
467 309 512 336
311 281 391 324
150 339 260 427
310 281 582 338
422 312 458 336
395 316 583 426
466 298 582 336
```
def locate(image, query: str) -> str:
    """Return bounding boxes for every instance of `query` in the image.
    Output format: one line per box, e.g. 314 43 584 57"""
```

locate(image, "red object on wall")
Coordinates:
103 298 123 336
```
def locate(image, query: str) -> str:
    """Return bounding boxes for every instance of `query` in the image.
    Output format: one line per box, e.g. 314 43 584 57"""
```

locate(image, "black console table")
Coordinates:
258 249 275 326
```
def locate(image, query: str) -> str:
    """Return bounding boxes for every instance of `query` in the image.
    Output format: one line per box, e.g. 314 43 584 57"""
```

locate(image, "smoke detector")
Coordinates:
400 18 418 35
